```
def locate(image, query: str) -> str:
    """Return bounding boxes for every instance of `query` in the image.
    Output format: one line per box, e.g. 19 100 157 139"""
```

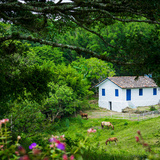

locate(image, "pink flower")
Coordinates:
0 145 3 149
19 155 30 160
135 136 139 142
18 146 26 154
143 143 149 147
50 144 54 148
70 155 74 160
0 145 3 150
52 135 59 139
32 148 41 155
0 119 9 124
49 137 56 143
4 119 9 123
62 154 68 160
60 135 65 141
87 128 93 133
1 119 5 124
15 151 20 156
87 128 97 133
137 130 141 135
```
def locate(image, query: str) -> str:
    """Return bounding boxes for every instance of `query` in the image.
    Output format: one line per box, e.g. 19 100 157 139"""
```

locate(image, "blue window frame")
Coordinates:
115 89 119 97
139 89 143 96
102 89 105 96
126 89 131 101
153 88 157 95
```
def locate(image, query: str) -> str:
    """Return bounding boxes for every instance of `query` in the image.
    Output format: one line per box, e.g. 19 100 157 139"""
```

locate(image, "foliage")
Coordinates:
58 116 160 159
52 64 93 98
0 118 75 160
42 83 76 120
150 106 157 111
0 34 54 104
31 46 65 65
7 102 45 134
71 57 115 87
1 114 160 159
0 118 99 160
39 64 93 120
0 1 160 85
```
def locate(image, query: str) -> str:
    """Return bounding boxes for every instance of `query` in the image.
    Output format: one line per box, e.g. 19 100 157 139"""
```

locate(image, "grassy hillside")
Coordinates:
51 115 160 160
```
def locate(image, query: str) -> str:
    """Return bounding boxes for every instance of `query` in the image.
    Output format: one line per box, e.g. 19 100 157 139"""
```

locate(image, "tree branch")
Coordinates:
0 34 132 65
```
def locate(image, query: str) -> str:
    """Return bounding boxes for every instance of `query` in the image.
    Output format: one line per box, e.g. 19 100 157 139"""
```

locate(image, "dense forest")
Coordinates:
0 0 160 159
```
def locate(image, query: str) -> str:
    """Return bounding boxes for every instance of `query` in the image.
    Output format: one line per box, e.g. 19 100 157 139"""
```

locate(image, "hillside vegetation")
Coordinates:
44 114 160 160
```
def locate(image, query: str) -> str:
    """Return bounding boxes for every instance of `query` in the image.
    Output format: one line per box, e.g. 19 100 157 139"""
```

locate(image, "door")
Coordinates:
109 101 112 110
126 89 131 101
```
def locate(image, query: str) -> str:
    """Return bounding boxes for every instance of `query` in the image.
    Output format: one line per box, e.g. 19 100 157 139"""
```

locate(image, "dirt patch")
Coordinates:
84 108 119 119
89 100 98 104
78 104 160 119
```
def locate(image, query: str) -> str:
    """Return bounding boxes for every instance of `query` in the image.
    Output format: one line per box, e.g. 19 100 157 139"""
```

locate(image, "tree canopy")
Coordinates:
1 0 160 61
0 0 160 87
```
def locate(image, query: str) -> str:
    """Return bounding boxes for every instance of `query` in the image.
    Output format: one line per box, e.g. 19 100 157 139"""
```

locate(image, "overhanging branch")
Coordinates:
0 34 133 65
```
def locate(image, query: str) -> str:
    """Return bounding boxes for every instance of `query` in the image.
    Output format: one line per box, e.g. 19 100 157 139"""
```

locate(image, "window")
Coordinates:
139 89 143 96
115 89 119 97
153 88 157 95
102 89 105 96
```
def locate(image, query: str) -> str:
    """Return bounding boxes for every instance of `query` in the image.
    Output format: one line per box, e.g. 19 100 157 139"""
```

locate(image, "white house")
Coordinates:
95 76 160 112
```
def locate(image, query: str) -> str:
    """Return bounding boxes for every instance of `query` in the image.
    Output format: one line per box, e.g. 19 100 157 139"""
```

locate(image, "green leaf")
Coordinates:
75 154 83 160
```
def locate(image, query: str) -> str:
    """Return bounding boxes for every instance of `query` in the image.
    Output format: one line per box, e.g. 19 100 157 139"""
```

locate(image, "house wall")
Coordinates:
98 80 160 112
98 80 123 112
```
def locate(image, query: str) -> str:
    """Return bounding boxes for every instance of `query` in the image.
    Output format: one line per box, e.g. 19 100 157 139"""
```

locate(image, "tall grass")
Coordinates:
54 116 160 159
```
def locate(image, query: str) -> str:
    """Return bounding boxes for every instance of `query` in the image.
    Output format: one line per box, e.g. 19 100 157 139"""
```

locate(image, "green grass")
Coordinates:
51 116 160 159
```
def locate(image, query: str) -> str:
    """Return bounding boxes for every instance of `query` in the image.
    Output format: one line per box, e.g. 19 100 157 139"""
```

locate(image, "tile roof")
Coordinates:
108 76 157 88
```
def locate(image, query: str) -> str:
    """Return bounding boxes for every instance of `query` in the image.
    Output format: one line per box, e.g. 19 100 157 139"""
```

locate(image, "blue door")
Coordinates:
126 89 131 101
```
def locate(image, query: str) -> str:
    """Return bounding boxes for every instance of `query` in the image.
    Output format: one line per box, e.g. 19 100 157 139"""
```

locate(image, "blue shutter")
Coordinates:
102 89 105 96
153 88 157 95
126 89 131 101
115 89 119 97
139 89 143 96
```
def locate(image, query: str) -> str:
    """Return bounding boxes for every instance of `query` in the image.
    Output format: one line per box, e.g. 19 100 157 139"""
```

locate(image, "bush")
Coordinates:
150 106 157 111
110 131 114 135
0 118 75 160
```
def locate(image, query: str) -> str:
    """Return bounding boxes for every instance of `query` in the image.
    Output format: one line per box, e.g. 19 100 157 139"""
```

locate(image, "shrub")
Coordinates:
124 122 128 126
0 118 98 160
150 106 157 111
110 131 114 135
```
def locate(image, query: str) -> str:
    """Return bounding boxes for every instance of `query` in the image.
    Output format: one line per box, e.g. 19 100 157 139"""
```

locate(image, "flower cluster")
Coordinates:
135 130 151 152
0 118 97 160
49 135 74 160
0 118 10 151
0 119 9 127
87 128 96 134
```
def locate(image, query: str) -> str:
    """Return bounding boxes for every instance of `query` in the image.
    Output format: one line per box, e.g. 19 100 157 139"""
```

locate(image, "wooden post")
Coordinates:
152 111 154 118
129 112 131 119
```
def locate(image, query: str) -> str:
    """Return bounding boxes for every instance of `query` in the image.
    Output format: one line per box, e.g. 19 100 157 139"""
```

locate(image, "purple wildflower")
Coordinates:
29 143 37 150
57 143 65 150
49 138 56 143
